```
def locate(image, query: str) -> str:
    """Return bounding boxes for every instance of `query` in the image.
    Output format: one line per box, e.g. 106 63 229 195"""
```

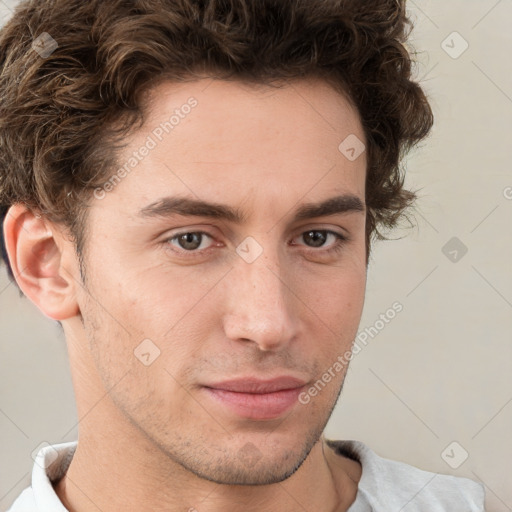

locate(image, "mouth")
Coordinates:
202 376 308 421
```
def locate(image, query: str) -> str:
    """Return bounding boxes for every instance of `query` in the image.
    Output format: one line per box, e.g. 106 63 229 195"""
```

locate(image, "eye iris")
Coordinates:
304 230 327 247
178 233 202 250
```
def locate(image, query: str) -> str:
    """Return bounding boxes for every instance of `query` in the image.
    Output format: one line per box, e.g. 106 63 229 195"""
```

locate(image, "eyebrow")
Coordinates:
138 194 365 223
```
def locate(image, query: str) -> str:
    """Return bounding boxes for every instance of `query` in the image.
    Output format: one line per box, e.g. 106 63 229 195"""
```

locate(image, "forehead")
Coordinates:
99 77 366 217
141 76 361 141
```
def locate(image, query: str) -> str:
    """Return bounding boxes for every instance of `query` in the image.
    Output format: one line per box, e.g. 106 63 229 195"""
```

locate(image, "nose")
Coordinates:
222 248 299 352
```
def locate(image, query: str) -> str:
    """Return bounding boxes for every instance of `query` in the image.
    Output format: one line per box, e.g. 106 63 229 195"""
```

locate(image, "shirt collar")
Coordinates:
32 441 77 511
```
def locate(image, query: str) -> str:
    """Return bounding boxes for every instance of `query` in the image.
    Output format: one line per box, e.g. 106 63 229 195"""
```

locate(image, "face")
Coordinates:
74 77 367 485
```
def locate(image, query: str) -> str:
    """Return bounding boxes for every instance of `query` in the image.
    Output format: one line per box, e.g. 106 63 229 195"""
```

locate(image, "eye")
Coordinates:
293 230 348 253
163 228 348 258
166 231 214 252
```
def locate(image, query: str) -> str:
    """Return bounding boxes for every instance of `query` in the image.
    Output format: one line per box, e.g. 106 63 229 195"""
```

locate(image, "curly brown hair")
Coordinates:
0 0 433 294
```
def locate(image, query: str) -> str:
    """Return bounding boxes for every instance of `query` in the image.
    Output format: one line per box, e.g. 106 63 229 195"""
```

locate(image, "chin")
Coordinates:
187 452 306 486
173 428 322 486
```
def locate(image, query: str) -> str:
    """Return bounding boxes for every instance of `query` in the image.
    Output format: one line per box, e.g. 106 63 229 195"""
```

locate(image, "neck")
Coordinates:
54 412 360 512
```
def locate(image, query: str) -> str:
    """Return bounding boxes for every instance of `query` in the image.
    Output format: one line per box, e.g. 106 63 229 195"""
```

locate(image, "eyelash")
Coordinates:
163 229 348 258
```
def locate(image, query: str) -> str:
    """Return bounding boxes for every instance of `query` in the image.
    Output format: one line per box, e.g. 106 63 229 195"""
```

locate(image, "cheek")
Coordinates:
87 237 225 334
297 261 366 367
299 259 366 322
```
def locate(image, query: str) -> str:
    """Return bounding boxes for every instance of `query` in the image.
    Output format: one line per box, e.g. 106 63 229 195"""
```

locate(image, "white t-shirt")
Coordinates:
7 439 485 511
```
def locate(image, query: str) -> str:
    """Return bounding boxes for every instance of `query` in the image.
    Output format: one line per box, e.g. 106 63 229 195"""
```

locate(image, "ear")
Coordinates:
2 203 80 320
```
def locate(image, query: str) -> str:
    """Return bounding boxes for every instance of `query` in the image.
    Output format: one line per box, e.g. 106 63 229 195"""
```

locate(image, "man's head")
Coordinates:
0 0 432 487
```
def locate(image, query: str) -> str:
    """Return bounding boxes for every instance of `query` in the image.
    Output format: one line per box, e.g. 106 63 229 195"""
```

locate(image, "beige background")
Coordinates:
1 0 511 510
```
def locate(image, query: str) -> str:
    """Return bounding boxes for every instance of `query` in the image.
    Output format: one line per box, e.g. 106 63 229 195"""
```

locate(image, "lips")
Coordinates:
202 376 307 420
206 376 307 393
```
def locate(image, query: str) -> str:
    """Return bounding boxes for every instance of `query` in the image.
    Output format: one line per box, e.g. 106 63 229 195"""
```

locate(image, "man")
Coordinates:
0 0 485 510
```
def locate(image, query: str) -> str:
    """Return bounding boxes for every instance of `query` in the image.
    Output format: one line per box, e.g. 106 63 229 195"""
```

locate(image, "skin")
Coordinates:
4 77 367 511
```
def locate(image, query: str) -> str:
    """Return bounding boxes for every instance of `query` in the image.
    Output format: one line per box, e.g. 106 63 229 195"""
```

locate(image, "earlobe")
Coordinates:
3 203 80 321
